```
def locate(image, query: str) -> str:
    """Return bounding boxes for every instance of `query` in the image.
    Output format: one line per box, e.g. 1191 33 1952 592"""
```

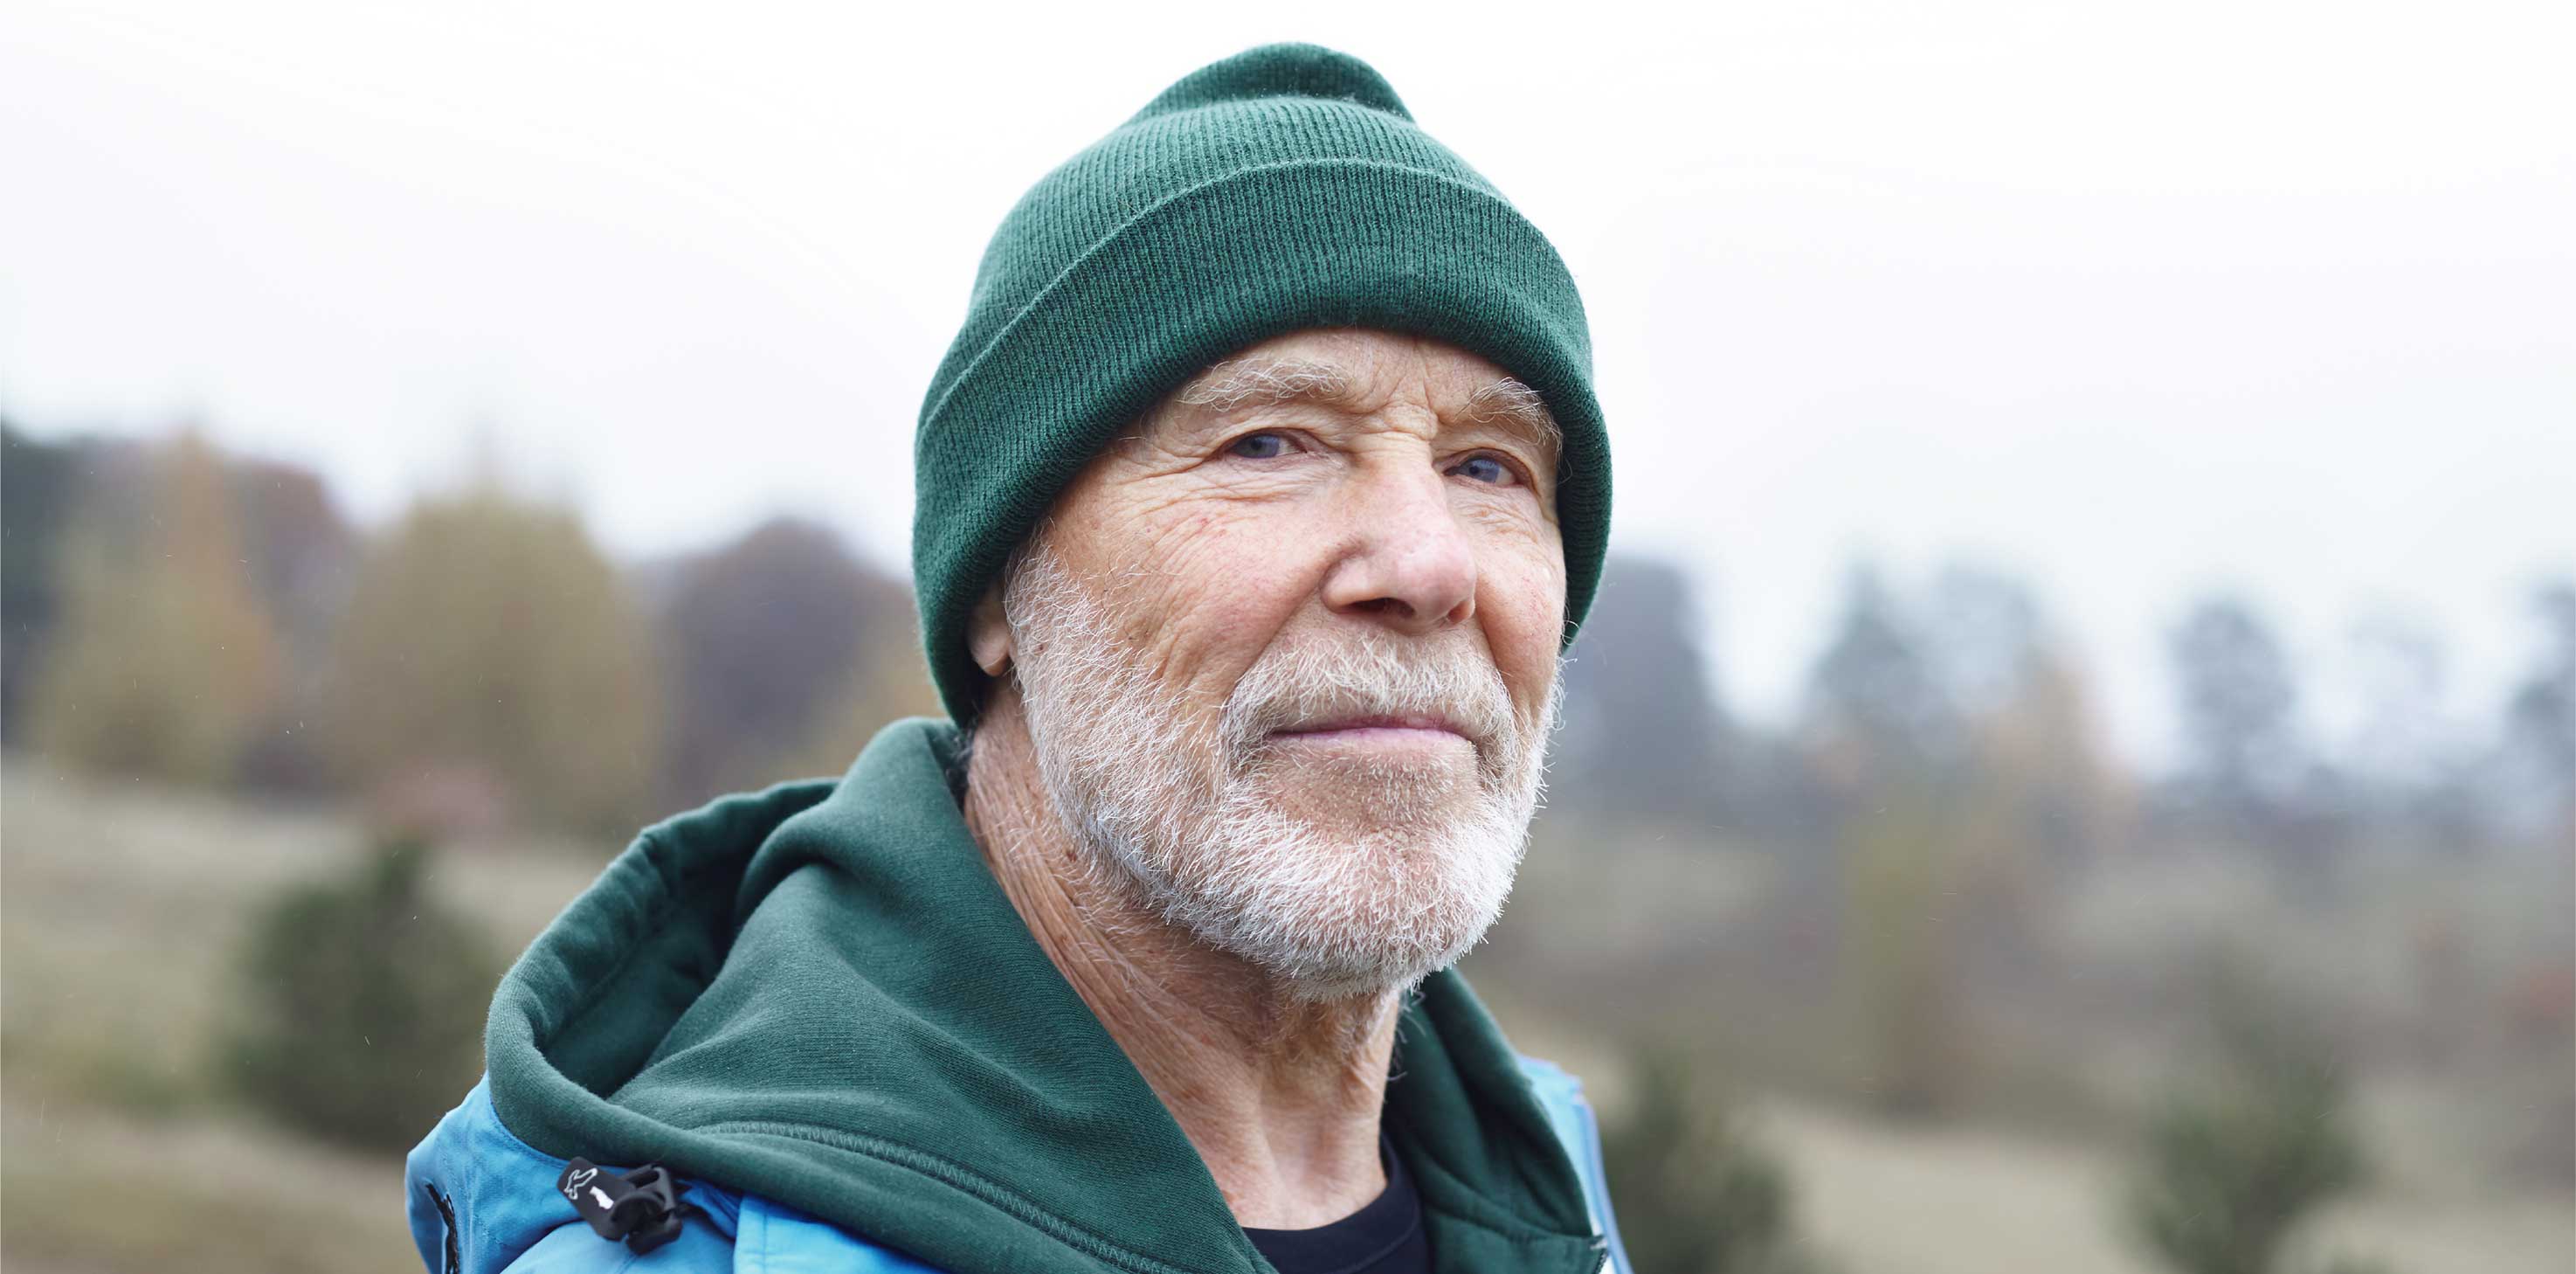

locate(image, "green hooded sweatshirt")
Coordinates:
465 717 1613 1273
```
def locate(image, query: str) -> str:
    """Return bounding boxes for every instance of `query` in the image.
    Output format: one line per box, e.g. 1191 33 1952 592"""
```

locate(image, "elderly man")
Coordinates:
407 43 1626 1274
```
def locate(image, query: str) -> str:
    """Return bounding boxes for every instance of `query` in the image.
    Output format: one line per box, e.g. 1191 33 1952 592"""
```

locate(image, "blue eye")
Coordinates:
1450 454 1516 485
1227 433 1291 459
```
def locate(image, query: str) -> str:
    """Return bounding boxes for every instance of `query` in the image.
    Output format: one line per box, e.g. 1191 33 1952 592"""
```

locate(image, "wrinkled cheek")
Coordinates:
1136 508 1316 653
1473 564 1564 719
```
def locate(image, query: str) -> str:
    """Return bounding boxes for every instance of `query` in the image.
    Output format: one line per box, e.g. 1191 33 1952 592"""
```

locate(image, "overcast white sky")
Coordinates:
3 0 2570 766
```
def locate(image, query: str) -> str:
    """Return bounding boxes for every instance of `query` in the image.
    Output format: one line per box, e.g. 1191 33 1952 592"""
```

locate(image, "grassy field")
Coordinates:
1 758 599 1272
3 757 2568 1272
1767 1095 2573 1274
1497 1007 2573 1274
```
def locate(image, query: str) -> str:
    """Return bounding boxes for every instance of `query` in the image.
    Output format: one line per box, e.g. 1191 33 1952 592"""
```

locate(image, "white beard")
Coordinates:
1002 540 1564 1001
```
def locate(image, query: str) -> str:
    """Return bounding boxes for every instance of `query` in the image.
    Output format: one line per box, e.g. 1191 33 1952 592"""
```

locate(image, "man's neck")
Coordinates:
961 689 1400 1229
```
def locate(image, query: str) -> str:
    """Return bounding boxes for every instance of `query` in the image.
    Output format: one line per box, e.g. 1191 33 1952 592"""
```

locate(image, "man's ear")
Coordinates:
967 580 1013 677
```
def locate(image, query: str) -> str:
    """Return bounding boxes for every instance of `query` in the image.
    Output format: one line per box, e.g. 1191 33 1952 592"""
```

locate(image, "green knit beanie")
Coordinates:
912 42 1611 724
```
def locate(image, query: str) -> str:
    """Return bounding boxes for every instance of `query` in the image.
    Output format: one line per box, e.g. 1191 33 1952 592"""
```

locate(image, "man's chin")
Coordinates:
1170 834 1522 1002
1239 904 1507 1004
1211 913 1473 1003
1235 753 1485 830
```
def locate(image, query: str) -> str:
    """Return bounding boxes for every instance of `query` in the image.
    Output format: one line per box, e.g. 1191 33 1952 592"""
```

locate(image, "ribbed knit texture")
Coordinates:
913 42 1612 723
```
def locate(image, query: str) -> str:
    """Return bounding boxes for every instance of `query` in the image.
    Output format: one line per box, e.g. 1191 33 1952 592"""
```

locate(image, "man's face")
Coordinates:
996 327 1569 1000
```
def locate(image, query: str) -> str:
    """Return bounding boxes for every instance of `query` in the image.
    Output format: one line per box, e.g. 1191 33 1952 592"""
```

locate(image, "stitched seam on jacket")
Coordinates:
1399 1145 1587 1247
1419 1200 1593 1249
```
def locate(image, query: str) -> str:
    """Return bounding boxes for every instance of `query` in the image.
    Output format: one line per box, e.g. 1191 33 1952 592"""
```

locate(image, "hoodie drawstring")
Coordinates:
556 1158 704 1256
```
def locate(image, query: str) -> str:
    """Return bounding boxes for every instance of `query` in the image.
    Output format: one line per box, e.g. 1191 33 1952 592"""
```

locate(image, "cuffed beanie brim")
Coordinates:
912 45 1611 724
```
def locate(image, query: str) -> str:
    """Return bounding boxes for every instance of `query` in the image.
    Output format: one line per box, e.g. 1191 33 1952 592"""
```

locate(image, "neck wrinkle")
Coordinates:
962 686 1400 1230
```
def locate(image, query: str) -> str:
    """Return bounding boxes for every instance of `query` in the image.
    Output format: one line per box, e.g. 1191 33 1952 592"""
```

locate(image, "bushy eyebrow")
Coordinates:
1169 357 1562 466
1171 357 1357 412
1464 376 1563 465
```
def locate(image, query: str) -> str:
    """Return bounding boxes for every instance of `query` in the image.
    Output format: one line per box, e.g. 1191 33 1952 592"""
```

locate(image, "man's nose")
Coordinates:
1319 460 1477 635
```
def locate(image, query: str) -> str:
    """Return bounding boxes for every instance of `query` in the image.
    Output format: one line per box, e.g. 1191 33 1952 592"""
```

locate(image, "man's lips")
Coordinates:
1272 713 1472 742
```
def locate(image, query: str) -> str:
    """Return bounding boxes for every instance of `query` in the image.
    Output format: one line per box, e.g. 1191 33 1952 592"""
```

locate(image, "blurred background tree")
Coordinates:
325 479 661 834
1801 566 1965 793
648 516 932 806
2494 584 2576 842
1600 1047 1831 1274
2126 963 2369 1274
1835 797 1971 1118
25 433 283 785
2164 597 2328 862
1553 555 1733 832
2338 616 2476 848
1 422 88 741
224 449 361 791
228 834 498 1150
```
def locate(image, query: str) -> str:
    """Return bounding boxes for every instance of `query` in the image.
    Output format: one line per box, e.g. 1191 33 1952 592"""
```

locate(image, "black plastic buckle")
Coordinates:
557 1157 701 1255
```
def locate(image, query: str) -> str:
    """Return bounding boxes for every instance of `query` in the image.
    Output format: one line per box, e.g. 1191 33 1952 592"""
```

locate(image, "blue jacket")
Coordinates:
407 1057 1630 1272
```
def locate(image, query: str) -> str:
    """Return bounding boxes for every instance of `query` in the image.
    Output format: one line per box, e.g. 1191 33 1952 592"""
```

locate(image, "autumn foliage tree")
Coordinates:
1806 564 2119 1117
327 481 660 833
29 433 283 784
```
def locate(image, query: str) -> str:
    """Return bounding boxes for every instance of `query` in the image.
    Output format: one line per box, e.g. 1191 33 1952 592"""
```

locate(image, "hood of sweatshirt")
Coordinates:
458 717 1604 1274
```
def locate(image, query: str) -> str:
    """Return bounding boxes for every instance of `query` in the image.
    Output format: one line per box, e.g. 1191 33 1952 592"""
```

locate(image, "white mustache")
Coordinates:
1219 634 1520 770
